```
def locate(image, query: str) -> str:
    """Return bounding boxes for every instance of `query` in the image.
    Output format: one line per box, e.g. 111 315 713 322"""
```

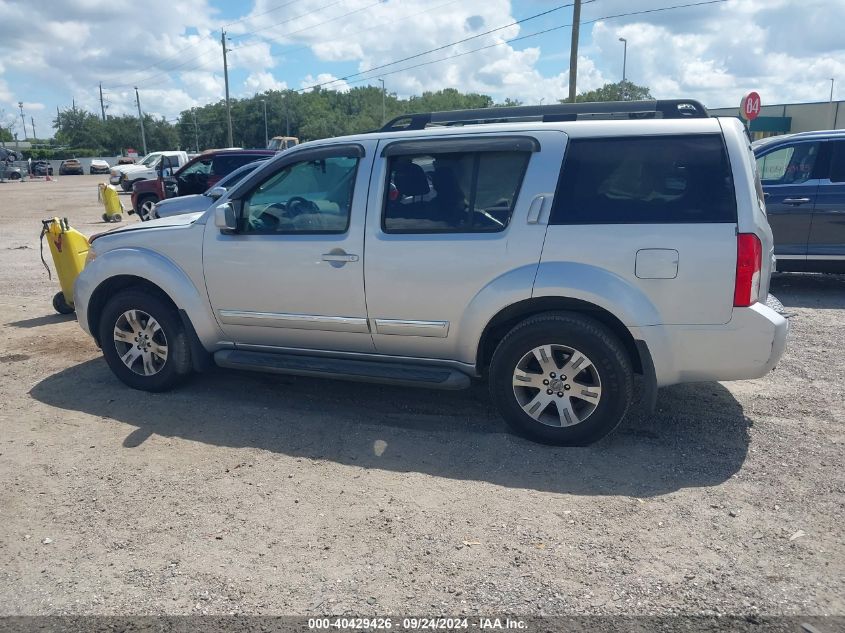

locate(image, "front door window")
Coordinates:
241 156 359 234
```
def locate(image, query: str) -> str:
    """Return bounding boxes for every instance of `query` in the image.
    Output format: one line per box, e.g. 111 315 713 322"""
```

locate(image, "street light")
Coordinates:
18 101 27 140
261 98 268 148
378 78 386 125
618 37 627 83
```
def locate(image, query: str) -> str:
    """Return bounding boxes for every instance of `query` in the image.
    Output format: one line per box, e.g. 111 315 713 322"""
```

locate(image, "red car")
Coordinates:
131 149 275 220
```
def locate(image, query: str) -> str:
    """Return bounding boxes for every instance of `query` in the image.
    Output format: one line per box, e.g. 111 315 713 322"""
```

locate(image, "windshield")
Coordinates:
139 153 161 167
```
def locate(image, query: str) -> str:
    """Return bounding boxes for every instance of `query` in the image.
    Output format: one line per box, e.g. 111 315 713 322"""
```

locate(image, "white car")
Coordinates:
89 159 110 175
109 151 189 191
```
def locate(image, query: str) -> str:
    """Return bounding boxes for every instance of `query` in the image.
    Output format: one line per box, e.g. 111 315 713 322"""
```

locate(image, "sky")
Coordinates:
0 0 844 139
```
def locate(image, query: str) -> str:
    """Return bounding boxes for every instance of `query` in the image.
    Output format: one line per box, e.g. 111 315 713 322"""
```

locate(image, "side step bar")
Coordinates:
214 350 471 390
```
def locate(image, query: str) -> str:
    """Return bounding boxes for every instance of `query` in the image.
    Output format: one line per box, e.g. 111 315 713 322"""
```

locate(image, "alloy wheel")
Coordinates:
112 309 168 376
512 344 602 427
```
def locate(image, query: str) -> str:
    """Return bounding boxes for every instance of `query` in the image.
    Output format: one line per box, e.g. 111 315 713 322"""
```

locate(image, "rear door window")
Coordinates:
382 150 530 233
550 134 737 224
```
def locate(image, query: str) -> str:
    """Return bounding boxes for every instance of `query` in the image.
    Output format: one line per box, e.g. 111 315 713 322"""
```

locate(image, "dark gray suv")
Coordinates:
754 130 845 273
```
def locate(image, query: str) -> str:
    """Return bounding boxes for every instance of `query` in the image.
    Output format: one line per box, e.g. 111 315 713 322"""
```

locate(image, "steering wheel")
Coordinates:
247 202 285 232
286 196 317 217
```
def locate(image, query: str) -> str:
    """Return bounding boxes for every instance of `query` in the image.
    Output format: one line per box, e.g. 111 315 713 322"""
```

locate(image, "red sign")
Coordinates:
740 92 761 121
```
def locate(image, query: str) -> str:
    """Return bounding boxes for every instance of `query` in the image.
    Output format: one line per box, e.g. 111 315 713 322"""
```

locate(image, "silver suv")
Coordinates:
75 100 788 445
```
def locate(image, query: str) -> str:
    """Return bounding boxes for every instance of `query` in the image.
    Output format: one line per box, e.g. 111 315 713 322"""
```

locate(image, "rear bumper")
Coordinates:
633 301 789 387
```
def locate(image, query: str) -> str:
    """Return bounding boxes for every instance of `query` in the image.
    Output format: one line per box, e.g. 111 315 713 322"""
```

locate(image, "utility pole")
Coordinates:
831 78 836 129
285 92 290 138
567 0 582 103
135 87 148 155
31 116 36 143
261 99 268 147
191 108 200 152
99 82 106 121
378 78 386 125
18 102 27 140
221 30 234 147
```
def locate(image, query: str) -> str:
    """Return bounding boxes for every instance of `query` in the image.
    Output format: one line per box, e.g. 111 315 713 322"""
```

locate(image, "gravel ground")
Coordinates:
0 176 843 619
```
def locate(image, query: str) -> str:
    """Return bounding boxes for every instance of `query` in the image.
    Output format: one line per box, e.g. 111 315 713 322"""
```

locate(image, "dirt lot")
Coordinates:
0 175 843 619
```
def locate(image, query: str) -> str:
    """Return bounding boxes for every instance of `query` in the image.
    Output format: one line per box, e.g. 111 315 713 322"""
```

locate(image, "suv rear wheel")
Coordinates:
99 289 193 391
489 312 633 445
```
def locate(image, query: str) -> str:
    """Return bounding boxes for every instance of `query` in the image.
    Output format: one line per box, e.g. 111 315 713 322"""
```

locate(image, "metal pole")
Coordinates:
262 99 268 147
18 102 27 140
285 92 290 138
619 37 627 83
31 116 36 143
99 82 106 121
222 30 234 147
831 78 836 129
379 78 386 125
567 0 582 103
192 108 200 152
135 87 147 155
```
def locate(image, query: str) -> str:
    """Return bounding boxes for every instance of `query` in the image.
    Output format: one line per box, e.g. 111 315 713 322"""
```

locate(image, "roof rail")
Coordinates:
380 99 709 132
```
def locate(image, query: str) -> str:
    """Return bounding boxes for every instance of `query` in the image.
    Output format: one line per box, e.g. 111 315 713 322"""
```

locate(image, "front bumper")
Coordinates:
633 300 789 387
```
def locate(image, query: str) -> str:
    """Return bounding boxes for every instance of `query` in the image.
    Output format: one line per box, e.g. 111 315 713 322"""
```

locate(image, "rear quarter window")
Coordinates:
550 134 737 224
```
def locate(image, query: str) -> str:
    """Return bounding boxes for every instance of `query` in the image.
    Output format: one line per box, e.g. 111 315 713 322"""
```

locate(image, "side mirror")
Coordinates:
208 186 227 201
214 203 238 231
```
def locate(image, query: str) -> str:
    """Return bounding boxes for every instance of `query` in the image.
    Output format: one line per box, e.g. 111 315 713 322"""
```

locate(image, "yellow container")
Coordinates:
41 217 89 314
98 183 124 222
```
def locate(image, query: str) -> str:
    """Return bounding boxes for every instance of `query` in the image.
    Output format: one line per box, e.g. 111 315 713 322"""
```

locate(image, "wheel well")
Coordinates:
87 276 176 346
476 297 644 375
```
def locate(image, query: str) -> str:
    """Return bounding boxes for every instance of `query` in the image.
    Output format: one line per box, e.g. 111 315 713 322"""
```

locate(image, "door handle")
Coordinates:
322 253 359 262
783 197 811 205
526 195 546 224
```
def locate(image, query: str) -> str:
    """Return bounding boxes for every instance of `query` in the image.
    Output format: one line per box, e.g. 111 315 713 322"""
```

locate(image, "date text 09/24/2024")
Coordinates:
307 617 527 630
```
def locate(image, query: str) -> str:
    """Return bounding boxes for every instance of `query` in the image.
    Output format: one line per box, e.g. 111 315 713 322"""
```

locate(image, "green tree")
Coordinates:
565 80 653 103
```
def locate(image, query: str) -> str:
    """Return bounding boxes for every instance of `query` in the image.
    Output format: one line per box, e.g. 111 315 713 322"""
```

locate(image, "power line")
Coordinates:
231 0 347 40
223 0 306 29
301 0 728 93
106 0 379 91
163 0 468 81
106 34 219 89
297 1 595 93
229 0 384 48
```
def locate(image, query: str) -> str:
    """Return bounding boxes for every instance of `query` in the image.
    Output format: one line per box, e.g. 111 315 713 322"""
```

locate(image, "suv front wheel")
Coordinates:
489 312 633 445
99 290 193 391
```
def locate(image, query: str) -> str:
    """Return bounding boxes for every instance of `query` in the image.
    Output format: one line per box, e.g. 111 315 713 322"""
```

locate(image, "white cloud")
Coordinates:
301 73 350 93
244 71 287 95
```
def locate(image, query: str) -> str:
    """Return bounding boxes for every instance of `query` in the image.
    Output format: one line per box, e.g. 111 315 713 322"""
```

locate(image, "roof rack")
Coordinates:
380 99 709 132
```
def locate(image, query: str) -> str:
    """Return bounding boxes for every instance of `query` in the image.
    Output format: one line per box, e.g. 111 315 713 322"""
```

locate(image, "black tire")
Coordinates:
52 291 74 314
489 312 633 446
111 213 122 222
98 289 193 392
9 172 21 180
120 180 134 192
101 213 109 222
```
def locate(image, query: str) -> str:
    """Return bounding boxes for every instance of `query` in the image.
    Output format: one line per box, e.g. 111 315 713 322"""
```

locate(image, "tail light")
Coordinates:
734 233 762 307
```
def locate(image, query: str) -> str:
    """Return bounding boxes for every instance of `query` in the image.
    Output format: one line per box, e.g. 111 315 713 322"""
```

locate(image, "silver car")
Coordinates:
152 159 269 219
74 100 788 445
